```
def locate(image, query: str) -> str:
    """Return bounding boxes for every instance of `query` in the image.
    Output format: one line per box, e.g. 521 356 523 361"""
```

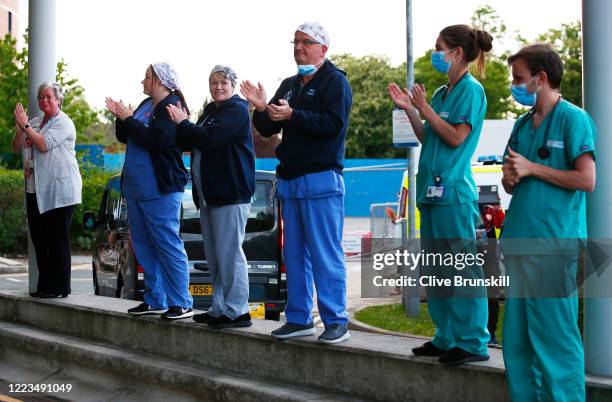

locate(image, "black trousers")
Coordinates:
26 193 74 295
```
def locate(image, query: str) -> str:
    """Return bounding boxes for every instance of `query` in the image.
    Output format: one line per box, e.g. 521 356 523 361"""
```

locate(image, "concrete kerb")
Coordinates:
348 309 504 351
0 256 27 274
1 290 611 401
0 290 508 401
348 310 429 340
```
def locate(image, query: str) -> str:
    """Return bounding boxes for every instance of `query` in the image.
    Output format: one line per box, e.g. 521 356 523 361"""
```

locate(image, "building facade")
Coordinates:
0 0 18 38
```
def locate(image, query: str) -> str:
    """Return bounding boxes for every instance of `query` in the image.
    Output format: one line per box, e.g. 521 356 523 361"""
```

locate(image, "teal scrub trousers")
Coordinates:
419 201 490 356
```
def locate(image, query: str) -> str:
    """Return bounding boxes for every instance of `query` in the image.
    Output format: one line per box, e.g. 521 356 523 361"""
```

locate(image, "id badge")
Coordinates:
426 185 444 198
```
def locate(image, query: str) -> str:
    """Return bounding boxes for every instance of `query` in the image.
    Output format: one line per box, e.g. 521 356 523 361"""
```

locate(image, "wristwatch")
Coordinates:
24 124 30 130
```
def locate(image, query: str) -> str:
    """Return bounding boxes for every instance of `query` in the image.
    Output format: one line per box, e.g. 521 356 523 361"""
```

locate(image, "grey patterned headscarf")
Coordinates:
151 62 181 91
210 65 238 88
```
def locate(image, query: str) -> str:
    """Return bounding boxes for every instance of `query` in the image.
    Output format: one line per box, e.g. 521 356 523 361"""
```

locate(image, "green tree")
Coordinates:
534 22 582 107
413 50 513 119
56 60 101 142
0 33 101 166
331 54 406 158
0 34 28 166
471 5 508 50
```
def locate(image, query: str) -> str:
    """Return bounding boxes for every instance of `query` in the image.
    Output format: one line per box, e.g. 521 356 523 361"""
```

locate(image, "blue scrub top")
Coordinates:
122 99 162 200
501 99 597 239
416 73 487 206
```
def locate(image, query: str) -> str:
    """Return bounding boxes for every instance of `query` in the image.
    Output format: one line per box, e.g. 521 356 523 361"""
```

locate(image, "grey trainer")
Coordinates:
271 322 316 339
318 324 350 344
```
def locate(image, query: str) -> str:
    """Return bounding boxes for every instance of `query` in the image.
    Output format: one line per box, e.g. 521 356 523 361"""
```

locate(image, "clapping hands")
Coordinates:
105 97 134 121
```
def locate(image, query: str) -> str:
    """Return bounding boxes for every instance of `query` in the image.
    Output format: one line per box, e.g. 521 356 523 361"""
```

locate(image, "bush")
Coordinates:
0 164 113 255
0 167 27 255
71 163 113 250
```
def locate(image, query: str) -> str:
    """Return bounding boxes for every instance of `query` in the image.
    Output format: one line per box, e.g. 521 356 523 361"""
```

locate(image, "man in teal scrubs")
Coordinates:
389 24 493 365
501 44 596 401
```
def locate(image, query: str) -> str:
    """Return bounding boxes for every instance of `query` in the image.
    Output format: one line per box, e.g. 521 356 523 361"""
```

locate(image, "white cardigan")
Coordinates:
26 111 82 214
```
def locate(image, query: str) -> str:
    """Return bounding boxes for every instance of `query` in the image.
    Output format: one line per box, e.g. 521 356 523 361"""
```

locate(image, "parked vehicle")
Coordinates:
83 171 286 320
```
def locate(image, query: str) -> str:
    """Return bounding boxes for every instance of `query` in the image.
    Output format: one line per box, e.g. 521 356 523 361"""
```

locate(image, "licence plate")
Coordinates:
249 302 265 320
189 284 213 296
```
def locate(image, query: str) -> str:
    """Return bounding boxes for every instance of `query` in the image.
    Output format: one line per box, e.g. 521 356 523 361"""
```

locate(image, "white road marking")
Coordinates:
5 278 22 283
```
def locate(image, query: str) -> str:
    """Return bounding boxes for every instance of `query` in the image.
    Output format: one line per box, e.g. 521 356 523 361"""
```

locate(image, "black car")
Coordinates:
83 170 286 320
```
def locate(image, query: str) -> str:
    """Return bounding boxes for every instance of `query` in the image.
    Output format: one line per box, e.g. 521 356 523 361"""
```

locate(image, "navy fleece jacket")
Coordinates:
115 94 188 193
252 59 352 179
176 94 255 207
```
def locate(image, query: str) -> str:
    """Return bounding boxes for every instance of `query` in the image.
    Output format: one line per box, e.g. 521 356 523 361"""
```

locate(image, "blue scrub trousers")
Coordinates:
281 193 348 327
127 192 193 309
503 255 584 402
419 202 489 356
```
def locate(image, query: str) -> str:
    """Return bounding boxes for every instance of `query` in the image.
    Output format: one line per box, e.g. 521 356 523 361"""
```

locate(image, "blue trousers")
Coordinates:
282 194 348 327
419 202 489 356
127 193 193 309
503 256 585 402
199 203 250 319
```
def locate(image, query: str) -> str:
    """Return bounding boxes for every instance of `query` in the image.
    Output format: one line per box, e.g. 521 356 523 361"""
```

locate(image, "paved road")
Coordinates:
0 264 94 295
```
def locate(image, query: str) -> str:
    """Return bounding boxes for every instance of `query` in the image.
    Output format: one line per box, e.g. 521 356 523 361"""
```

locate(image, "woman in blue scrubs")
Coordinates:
388 25 493 365
106 63 194 320
501 44 596 402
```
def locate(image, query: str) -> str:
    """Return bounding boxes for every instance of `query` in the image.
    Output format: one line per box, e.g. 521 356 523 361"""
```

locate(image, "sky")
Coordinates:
17 0 582 113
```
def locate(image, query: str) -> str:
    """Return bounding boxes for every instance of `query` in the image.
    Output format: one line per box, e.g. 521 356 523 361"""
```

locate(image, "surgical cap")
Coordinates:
151 62 181 91
296 21 330 46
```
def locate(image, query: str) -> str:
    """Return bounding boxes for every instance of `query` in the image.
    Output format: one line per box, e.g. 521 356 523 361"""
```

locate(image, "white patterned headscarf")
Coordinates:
296 21 330 46
151 62 180 91
210 65 238 88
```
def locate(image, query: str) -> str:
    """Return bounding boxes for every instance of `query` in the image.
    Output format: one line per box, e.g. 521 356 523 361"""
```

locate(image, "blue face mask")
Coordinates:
431 51 452 74
511 78 538 106
297 64 317 76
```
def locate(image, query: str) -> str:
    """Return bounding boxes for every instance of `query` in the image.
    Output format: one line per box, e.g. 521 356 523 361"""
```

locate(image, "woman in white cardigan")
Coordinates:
12 81 82 298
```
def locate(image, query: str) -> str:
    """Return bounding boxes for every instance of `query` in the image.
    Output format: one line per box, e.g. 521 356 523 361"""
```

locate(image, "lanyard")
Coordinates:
37 111 60 133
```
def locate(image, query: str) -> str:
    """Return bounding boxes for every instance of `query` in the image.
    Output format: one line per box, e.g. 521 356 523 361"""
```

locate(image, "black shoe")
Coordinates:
207 313 252 329
193 312 216 324
128 302 167 315
488 333 498 346
161 306 194 320
438 347 490 365
412 341 446 357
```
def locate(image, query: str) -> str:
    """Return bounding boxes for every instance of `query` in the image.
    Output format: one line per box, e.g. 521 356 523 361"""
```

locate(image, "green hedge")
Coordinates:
0 165 112 255
0 167 28 254
71 164 114 250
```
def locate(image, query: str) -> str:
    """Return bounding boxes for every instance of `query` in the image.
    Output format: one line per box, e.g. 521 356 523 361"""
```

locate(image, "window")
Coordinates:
246 181 274 233
180 180 275 234
105 179 122 223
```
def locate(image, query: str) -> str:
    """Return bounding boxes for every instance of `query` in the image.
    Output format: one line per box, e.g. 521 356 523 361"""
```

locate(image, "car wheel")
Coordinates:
92 264 100 296
265 311 281 321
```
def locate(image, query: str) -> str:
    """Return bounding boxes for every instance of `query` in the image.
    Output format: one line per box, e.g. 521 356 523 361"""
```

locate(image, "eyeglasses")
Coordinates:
38 96 57 101
290 39 320 47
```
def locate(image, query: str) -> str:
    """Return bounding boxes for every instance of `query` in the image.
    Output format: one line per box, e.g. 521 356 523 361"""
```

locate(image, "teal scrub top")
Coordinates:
416 73 487 206
501 99 597 239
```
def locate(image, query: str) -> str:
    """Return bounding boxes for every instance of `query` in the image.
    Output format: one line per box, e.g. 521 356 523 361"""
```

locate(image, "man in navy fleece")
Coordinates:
241 21 352 344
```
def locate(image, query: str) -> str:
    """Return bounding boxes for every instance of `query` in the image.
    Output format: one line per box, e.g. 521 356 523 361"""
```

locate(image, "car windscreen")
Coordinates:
181 180 275 235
